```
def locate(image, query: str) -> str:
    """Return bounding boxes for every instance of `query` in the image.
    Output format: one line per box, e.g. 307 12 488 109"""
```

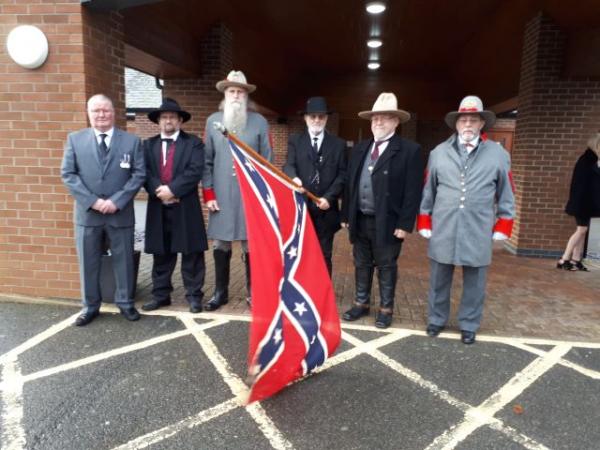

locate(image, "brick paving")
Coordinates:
135 232 600 342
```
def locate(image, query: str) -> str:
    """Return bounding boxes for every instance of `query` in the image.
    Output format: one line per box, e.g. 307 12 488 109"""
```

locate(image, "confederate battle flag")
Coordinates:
226 135 341 403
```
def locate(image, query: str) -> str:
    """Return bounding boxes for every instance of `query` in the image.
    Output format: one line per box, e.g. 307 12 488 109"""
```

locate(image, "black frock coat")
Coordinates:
143 130 208 255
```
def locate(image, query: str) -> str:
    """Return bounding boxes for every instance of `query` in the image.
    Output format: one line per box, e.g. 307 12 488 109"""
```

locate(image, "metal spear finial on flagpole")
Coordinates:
213 122 320 203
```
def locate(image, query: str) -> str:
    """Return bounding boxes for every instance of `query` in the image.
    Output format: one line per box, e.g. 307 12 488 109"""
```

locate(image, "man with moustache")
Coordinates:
418 96 515 344
341 93 423 329
283 96 347 276
141 98 208 313
62 94 145 326
202 70 272 310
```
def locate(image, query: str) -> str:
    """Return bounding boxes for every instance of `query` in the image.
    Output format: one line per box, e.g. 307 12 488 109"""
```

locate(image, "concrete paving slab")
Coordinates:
0 303 76 355
262 354 464 450
497 365 600 450
563 347 600 372
378 335 536 405
344 328 389 342
455 427 527 450
22 336 232 450
18 314 185 375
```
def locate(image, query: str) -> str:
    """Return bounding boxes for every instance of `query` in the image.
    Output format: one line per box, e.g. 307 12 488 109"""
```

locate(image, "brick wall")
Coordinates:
509 13 600 257
0 2 126 299
126 112 157 139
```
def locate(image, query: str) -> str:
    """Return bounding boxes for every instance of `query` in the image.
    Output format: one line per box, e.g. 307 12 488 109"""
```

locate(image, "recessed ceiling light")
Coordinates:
368 62 380 70
367 39 382 48
366 2 386 14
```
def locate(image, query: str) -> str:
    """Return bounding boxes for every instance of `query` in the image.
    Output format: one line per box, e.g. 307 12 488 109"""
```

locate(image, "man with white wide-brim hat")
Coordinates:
417 95 515 344
202 70 272 311
340 92 424 329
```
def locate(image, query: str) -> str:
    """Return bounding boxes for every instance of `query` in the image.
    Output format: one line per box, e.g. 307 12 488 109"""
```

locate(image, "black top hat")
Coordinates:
299 96 333 115
148 98 191 124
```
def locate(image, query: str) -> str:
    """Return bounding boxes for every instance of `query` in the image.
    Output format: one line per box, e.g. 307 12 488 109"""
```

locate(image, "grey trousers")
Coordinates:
427 259 488 332
76 225 135 312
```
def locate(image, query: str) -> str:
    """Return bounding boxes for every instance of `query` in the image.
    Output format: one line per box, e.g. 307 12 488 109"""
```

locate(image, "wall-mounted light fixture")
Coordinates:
366 2 386 14
368 62 381 70
6 25 49 69
367 39 382 48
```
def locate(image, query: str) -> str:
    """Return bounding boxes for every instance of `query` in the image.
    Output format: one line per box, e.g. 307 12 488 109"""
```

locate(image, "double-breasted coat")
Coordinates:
283 129 347 235
418 134 515 267
341 134 424 246
143 130 208 255
202 111 272 241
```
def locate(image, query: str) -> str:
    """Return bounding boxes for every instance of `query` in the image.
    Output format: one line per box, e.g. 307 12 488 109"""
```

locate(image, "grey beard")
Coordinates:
223 102 248 131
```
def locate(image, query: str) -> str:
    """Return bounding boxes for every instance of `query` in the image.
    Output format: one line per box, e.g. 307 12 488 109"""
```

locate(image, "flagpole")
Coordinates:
213 122 321 204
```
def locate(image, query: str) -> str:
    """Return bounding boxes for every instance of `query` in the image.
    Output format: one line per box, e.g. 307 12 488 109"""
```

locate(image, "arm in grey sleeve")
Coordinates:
60 134 97 210
202 122 215 190
495 150 515 219
419 154 437 216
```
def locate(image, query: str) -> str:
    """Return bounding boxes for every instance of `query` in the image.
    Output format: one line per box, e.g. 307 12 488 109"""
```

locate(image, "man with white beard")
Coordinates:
417 96 515 344
283 97 347 276
202 70 272 311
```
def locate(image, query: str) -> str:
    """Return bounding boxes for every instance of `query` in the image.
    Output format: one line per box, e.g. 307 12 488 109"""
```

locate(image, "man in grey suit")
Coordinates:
62 94 145 326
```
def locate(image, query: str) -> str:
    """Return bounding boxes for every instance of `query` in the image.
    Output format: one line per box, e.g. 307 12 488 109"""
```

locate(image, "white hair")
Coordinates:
87 94 114 111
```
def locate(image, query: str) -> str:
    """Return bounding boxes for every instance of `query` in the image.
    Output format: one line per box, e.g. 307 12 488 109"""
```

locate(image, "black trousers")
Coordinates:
352 213 402 310
311 213 335 277
152 207 205 305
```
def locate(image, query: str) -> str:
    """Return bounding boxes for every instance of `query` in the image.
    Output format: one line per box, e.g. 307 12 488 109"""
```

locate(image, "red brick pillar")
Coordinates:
509 13 600 257
0 2 125 299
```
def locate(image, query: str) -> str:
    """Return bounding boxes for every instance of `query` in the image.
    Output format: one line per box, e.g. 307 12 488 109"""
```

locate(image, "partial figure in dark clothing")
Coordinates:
557 133 600 271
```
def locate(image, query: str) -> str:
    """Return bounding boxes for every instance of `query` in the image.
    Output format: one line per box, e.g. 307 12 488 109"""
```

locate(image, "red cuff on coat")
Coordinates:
417 214 432 231
493 218 513 237
202 188 216 202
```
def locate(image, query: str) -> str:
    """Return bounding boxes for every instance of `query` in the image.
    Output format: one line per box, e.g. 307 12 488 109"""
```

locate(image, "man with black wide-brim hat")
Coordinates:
142 97 208 313
283 96 347 276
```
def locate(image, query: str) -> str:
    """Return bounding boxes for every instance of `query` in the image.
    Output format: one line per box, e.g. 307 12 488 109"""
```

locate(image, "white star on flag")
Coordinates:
287 246 298 259
266 194 276 210
273 328 282 344
293 302 307 316
244 160 255 171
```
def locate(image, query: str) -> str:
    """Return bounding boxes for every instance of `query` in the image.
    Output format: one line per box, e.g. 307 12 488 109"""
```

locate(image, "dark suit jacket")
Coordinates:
61 127 145 227
283 130 347 234
143 130 208 255
565 148 600 219
341 133 424 245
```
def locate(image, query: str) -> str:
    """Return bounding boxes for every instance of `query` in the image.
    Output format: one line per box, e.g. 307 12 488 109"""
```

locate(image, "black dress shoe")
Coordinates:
426 324 444 337
189 302 203 314
119 307 141 321
204 297 228 312
374 311 392 329
141 299 171 311
461 330 476 344
74 310 99 327
342 305 370 321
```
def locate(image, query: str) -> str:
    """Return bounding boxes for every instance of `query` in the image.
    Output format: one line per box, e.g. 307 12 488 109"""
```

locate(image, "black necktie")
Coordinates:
312 136 319 154
99 133 108 165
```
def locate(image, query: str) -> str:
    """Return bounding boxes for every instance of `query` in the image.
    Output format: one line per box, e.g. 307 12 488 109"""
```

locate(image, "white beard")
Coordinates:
223 98 248 132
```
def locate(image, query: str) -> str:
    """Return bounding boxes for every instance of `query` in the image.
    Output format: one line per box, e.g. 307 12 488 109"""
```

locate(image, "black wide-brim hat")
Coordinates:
299 96 333 115
148 97 191 124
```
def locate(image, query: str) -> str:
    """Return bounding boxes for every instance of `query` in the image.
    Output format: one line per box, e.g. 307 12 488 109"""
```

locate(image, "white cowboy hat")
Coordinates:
445 95 496 131
215 70 257 93
358 92 411 123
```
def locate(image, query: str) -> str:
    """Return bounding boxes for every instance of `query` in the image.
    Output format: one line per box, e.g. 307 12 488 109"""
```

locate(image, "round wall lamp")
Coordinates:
6 25 49 69
367 39 382 48
366 2 386 14
368 62 381 70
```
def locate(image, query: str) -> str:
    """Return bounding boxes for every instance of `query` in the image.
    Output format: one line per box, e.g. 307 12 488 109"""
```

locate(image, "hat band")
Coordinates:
458 107 480 112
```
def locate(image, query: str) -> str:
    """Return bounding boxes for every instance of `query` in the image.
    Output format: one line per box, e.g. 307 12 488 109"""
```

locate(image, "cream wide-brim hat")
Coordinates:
215 70 257 93
358 92 411 123
444 95 496 132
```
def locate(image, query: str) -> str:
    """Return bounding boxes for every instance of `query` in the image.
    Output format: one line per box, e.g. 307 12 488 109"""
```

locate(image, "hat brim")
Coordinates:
358 109 411 123
148 109 191 124
298 109 334 115
216 80 257 93
445 110 496 132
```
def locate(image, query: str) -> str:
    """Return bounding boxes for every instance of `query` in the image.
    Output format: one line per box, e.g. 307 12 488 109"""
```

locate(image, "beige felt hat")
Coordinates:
358 92 411 123
445 95 496 131
215 70 256 93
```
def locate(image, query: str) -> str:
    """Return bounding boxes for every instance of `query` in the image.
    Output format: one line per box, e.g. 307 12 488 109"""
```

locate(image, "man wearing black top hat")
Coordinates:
283 96 347 276
141 98 208 313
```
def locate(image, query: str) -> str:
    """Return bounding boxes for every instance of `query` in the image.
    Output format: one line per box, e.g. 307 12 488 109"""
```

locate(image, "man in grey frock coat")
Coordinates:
202 71 272 310
61 94 145 326
418 96 515 344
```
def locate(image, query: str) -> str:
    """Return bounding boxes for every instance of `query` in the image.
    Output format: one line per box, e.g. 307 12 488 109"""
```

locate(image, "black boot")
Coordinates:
205 249 231 311
243 252 251 306
342 266 373 321
378 266 397 312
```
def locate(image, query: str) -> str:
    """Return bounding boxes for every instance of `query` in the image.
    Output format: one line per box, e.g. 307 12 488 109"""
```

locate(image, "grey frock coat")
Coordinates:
419 134 515 267
202 111 272 241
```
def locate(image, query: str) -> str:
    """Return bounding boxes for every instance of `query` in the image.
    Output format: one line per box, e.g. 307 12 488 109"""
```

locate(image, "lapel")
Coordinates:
446 134 464 168
302 131 316 164
172 132 186 175
102 128 120 176
319 132 332 165
353 139 372 177
88 128 102 170
152 136 162 176
372 135 399 174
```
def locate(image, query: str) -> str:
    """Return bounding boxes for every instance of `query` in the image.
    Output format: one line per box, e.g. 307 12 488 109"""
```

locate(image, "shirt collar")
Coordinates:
94 127 114 138
161 130 180 141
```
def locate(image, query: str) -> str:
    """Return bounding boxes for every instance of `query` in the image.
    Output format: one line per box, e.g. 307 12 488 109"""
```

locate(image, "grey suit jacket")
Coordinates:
61 127 145 227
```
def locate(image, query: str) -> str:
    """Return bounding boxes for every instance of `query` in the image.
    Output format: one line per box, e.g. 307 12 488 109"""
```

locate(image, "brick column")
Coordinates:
509 14 600 257
0 2 125 299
